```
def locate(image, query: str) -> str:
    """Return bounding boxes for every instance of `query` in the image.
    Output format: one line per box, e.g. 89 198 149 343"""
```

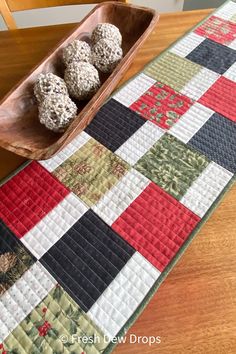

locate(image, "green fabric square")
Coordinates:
53 138 130 207
144 52 201 92
3 285 108 354
135 134 209 200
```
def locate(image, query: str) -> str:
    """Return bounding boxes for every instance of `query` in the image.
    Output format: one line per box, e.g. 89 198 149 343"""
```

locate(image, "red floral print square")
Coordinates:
130 82 194 130
112 182 200 272
199 76 236 122
195 16 236 46
0 162 69 238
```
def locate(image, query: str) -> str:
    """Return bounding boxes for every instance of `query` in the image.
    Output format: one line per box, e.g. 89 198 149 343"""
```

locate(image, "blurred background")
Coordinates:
0 0 226 30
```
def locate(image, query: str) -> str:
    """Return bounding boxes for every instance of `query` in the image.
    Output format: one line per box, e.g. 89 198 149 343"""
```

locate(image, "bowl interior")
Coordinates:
0 3 154 154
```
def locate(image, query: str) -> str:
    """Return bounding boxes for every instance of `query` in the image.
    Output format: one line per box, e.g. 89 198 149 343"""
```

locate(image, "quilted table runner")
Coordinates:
1 1 236 353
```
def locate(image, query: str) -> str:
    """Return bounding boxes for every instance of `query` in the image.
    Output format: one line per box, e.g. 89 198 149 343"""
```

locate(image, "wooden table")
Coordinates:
1 9 236 354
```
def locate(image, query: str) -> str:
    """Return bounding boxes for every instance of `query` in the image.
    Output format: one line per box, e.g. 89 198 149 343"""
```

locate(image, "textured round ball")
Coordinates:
91 23 122 46
64 62 101 100
63 40 92 66
92 38 123 73
34 73 68 103
38 94 77 133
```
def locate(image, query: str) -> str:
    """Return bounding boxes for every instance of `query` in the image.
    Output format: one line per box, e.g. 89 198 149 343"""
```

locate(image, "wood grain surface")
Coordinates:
0 9 236 354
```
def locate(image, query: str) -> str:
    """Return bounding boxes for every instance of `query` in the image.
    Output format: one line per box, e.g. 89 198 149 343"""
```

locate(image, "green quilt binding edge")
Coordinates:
0 0 235 352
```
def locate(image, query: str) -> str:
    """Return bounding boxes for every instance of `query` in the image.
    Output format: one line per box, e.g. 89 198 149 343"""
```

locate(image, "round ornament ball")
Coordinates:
64 62 101 100
92 38 123 73
62 40 92 66
38 94 77 133
91 23 122 46
34 73 68 103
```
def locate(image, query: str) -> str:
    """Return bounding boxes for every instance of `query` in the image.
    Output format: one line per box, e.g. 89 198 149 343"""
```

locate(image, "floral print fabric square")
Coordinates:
2 285 108 354
53 138 130 207
135 134 209 200
195 16 236 46
130 82 194 129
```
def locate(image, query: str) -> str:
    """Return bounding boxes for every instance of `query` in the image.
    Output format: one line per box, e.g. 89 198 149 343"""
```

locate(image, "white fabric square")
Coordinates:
0 262 56 342
181 68 220 100
22 193 88 258
93 169 149 226
214 1 236 21
169 102 214 143
181 162 233 218
116 121 165 165
228 39 236 50
87 252 161 339
113 73 156 107
170 32 205 57
39 131 90 172
224 61 236 82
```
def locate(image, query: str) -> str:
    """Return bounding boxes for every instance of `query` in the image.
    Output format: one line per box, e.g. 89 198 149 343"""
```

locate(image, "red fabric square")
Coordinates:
199 76 236 122
130 82 193 130
0 162 69 238
195 16 236 45
112 182 200 272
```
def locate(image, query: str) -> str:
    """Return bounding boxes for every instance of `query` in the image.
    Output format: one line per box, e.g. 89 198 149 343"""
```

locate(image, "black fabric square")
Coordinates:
85 98 145 152
186 39 236 74
188 113 236 173
0 220 36 295
40 210 135 312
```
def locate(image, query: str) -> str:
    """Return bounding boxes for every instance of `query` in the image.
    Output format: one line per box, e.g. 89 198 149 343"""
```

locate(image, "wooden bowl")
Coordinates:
0 1 159 160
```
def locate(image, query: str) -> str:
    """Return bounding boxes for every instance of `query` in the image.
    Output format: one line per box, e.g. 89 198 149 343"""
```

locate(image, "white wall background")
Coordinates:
0 0 184 31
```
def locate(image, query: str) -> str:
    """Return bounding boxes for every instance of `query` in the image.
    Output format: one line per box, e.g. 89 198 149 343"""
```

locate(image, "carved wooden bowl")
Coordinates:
0 1 159 160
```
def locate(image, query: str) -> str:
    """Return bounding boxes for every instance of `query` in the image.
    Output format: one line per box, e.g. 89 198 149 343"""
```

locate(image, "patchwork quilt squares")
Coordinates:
0 221 35 296
40 131 90 172
53 137 130 207
130 81 194 129
170 32 205 58
0 162 69 238
181 162 233 217
188 112 236 173
88 252 161 339
0 262 56 342
112 182 200 272
112 73 156 107
144 52 202 92
93 169 150 226
186 38 236 75
85 99 145 152
21 193 88 259
199 76 236 122
115 121 164 166
2 285 108 354
135 133 209 200
194 15 236 46
180 67 220 100
41 210 135 312
169 103 214 143
1 1 236 351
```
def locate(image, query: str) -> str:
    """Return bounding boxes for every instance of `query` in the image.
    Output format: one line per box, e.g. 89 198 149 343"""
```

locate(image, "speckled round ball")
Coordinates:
92 38 123 73
64 62 101 100
38 94 77 133
34 73 68 103
62 40 92 66
91 23 122 46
